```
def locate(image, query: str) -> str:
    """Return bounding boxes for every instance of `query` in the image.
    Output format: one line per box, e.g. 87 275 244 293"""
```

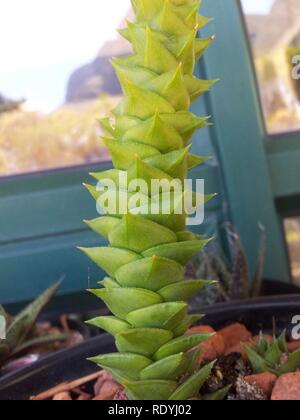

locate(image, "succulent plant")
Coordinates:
80 0 219 400
0 282 67 368
188 224 266 306
245 331 300 376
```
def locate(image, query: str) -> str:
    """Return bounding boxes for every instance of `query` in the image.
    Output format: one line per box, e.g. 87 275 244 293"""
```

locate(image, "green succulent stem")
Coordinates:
81 0 217 400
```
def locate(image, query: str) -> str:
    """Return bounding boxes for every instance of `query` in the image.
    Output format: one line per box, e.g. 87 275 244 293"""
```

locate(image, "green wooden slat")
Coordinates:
0 164 106 244
0 186 93 244
0 164 220 244
266 132 300 155
266 130 300 198
268 149 300 199
0 230 105 305
200 0 290 281
0 161 222 306
0 163 110 197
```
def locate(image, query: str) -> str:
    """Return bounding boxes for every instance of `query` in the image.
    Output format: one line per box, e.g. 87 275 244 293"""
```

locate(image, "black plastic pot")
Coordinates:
261 279 300 296
0 294 300 400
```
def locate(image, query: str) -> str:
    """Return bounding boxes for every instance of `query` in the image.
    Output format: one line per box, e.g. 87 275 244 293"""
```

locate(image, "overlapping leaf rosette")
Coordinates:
80 0 218 400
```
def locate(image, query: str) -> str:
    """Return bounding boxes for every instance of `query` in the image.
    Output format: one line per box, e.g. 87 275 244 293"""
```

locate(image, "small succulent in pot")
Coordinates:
0 283 68 370
245 331 300 377
80 0 222 400
188 223 266 306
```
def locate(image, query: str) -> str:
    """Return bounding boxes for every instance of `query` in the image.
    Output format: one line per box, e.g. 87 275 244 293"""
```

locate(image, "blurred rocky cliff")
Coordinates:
65 9 133 103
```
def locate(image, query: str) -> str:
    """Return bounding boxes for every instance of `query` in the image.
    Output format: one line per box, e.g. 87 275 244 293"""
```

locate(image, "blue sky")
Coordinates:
241 0 275 15
0 0 130 112
0 0 274 113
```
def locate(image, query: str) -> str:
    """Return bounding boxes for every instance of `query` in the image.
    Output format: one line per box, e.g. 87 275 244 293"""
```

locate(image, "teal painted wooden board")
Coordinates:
200 0 290 281
0 161 222 306
0 185 92 244
266 134 300 199
268 149 300 199
0 164 107 244
0 165 220 244
0 230 104 304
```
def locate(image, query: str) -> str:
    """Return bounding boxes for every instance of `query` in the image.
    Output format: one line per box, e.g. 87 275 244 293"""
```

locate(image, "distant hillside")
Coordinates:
0 97 119 176
245 0 300 53
0 94 24 114
66 9 133 103
66 55 123 103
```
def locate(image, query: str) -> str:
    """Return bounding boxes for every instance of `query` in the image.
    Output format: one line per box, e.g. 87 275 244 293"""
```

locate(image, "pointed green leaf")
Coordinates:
98 117 115 136
176 230 202 241
145 148 189 180
83 183 100 201
95 189 149 218
12 334 69 358
197 14 212 30
131 0 162 20
116 256 184 291
86 316 131 336
89 288 162 319
160 112 209 143
90 168 123 184
125 380 177 401
257 331 269 355
140 353 189 381
127 302 188 330
143 240 209 265
169 361 214 400
102 137 160 170
183 2 202 28
131 191 189 232
177 29 196 74
158 280 212 302
187 347 202 375
245 346 274 374
173 314 204 337
109 214 177 253
123 113 183 153
117 80 175 119
277 329 288 353
146 66 190 111
98 277 120 288
112 60 155 89
113 115 142 138
140 211 186 232
153 0 192 36
79 247 141 277
265 341 282 366
84 216 120 239
5 282 60 350
195 35 215 60
203 384 232 401
144 27 179 74
126 156 179 195
154 333 212 361
184 75 218 102
187 153 209 170
89 353 152 381
116 328 173 357
280 349 300 375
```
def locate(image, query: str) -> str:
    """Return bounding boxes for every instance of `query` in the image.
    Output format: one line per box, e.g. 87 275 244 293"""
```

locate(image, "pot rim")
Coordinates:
1 293 300 398
200 293 300 315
